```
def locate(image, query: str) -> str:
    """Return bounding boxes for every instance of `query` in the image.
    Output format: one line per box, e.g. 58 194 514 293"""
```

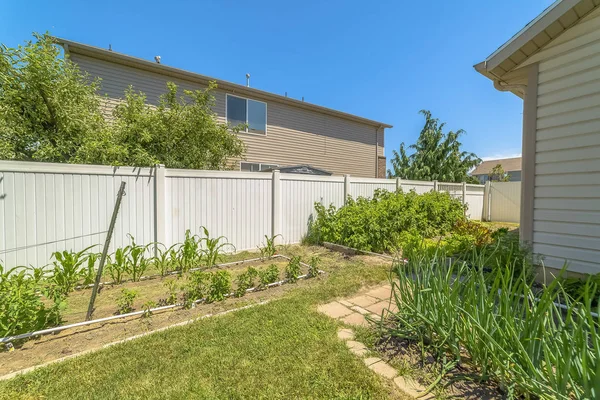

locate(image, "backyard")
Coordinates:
1 189 598 399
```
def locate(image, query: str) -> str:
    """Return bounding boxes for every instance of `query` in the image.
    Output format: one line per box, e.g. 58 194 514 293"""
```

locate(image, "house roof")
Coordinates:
471 157 522 176
474 0 600 97
264 165 333 175
55 37 392 129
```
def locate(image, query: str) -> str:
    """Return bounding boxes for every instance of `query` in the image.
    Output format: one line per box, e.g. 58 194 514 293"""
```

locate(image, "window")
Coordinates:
240 162 278 172
226 94 267 135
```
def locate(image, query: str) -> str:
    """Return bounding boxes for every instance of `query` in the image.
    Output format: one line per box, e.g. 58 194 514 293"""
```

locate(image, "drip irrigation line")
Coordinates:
0 265 324 344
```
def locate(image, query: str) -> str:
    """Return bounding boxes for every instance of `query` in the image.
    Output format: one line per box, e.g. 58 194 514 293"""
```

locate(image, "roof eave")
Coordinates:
55 37 393 129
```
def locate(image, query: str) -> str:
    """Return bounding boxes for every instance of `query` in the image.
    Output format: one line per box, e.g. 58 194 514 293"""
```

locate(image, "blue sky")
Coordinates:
1 0 554 164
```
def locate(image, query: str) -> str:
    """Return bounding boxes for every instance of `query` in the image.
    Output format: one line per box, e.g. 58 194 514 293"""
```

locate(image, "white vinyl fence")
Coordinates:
0 160 508 269
484 181 521 224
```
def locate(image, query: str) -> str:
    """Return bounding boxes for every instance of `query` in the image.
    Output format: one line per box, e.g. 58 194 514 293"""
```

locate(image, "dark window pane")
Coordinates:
248 100 266 134
227 96 246 128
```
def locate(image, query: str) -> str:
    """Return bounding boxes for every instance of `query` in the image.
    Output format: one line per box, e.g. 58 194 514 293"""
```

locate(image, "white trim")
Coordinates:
481 0 583 71
225 93 268 136
239 161 279 172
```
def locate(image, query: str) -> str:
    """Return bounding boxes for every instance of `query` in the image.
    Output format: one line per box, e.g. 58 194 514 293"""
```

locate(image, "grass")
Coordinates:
0 247 404 400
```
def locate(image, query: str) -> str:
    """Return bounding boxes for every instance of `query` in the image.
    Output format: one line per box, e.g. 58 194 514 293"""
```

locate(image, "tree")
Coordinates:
488 163 510 182
109 82 245 169
0 33 245 169
0 33 112 162
387 110 481 183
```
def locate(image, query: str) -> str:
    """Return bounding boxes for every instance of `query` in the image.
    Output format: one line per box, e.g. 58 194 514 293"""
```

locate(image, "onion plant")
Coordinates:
385 248 599 399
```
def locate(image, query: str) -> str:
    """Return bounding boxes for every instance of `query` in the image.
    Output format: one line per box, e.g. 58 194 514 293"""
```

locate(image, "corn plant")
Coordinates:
385 248 600 399
49 245 95 295
127 235 150 282
177 230 202 273
259 264 280 288
234 267 258 297
116 288 137 314
106 246 130 284
285 256 301 283
152 243 179 276
307 256 320 278
199 226 234 268
206 270 231 303
82 252 100 285
258 234 281 259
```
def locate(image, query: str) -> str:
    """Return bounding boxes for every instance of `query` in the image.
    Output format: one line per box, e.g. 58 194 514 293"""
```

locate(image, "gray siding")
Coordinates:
529 8 600 274
71 53 382 177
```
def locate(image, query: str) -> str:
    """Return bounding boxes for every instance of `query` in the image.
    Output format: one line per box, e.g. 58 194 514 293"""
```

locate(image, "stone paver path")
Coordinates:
318 284 434 399
317 284 395 327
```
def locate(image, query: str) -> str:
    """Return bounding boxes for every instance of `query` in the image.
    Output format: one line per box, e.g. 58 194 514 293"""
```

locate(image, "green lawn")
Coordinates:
0 250 402 400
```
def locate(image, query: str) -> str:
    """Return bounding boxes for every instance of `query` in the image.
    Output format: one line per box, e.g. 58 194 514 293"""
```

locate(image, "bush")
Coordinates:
285 257 301 283
305 189 465 253
385 251 599 399
116 289 137 314
0 267 64 338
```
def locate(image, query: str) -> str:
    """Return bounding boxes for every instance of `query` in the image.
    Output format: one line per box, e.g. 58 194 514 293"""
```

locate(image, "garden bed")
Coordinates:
0 247 325 377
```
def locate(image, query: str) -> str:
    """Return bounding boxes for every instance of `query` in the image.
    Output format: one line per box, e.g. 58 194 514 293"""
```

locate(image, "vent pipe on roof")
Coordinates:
302 96 304 102
108 44 112 51
154 56 161 64
246 73 250 87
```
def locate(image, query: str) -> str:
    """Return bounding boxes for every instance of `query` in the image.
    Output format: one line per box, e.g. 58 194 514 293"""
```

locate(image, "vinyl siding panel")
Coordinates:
70 54 381 177
533 8 600 274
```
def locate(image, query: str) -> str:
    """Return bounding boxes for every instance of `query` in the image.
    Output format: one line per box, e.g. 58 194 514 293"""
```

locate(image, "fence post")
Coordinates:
483 181 491 221
154 164 167 252
433 180 438 192
396 177 402 191
462 181 467 217
272 170 281 244
344 174 351 204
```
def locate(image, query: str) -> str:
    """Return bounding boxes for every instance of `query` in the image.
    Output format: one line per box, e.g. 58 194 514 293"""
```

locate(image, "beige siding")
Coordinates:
532 7 600 274
71 54 381 177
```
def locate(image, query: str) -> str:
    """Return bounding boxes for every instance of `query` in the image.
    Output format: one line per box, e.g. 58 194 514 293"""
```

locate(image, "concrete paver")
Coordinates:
346 295 379 308
317 301 353 318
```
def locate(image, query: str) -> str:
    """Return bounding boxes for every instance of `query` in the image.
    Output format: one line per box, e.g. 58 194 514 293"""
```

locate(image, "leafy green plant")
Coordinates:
141 300 157 319
259 264 280 287
0 265 64 338
234 267 258 297
182 271 210 308
206 270 232 303
258 235 281 259
307 256 320 278
385 249 599 399
162 279 179 306
106 246 130 284
285 257 301 283
305 189 465 253
199 226 234 267
116 288 137 314
49 246 95 295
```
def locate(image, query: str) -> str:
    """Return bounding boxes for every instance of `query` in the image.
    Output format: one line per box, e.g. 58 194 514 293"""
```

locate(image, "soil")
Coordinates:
375 336 504 400
0 256 316 377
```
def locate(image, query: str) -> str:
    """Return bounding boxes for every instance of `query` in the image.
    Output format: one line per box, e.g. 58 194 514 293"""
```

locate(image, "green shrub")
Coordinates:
285 257 301 283
116 288 137 314
307 256 320 278
234 267 258 297
259 264 280 287
305 189 465 253
0 266 64 338
182 271 210 308
206 270 232 303
386 250 598 399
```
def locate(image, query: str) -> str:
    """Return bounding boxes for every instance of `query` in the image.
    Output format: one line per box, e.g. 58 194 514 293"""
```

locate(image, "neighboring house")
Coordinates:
471 157 522 183
56 38 391 178
475 0 600 275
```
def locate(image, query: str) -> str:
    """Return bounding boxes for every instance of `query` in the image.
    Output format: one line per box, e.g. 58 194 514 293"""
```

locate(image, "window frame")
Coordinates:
226 94 268 136
239 161 278 172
